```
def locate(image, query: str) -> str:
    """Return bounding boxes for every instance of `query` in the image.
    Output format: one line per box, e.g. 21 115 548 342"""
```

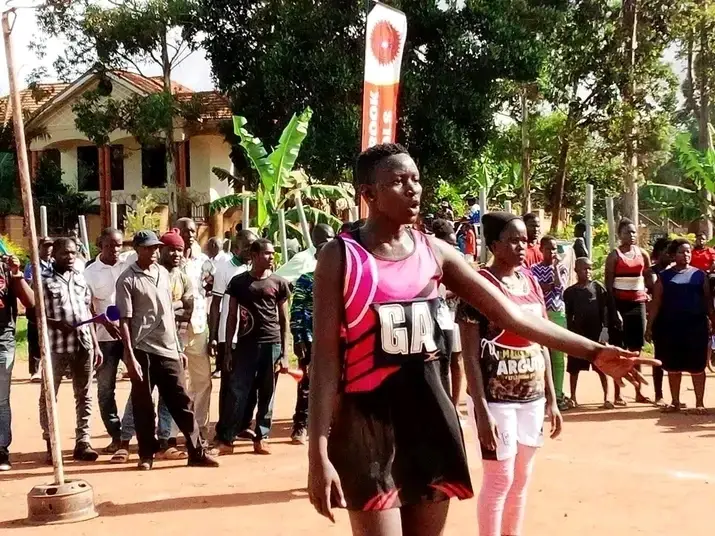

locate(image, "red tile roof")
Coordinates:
0 83 70 123
4 71 230 128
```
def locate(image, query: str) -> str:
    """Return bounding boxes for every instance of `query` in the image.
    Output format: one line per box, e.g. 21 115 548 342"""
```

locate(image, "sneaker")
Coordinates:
253 440 271 455
0 448 10 471
103 439 122 454
236 429 256 441
291 427 307 445
30 373 41 383
73 442 99 462
187 452 220 467
138 458 153 471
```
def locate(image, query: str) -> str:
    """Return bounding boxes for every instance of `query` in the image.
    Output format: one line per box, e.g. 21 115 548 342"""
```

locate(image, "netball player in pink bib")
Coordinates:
308 144 659 536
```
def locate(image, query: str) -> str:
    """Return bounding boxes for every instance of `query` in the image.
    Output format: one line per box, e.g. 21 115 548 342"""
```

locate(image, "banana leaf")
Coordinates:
233 116 274 180
209 191 254 214
266 107 313 204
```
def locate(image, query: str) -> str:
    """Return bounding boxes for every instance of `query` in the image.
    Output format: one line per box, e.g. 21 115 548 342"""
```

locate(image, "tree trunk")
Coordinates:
621 0 639 227
520 88 531 213
160 31 180 220
698 0 714 238
549 135 571 232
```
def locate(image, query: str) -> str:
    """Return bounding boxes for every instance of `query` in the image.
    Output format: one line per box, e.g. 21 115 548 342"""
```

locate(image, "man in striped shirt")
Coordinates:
40 237 102 463
530 235 569 410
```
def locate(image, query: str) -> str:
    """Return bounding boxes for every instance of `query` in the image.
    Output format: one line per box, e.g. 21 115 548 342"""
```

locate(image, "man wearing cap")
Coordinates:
41 237 102 464
176 218 214 440
115 230 218 470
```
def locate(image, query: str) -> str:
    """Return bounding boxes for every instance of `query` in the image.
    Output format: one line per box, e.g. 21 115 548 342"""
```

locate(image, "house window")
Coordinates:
110 144 124 190
141 145 166 188
41 148 61 167
77 146 99 191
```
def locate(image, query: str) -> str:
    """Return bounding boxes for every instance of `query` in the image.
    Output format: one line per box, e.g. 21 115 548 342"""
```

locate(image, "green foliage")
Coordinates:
197 0 569 188
210 109 352 251
33 157 94 235
1 235 29 267
124 189 162 235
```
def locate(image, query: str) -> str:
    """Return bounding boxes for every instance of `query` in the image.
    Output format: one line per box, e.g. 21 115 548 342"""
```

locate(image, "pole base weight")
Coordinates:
26 479 97 525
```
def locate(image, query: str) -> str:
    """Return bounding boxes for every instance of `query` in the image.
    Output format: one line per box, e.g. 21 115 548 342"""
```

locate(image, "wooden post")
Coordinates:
295 194 313 250
110 202 118 229
606 197 616 252
39 205 48 237
2 8 65 485
277 208 288 266
78 215 90 258
176 141 187 191
504 200 512 214
585 184 594 260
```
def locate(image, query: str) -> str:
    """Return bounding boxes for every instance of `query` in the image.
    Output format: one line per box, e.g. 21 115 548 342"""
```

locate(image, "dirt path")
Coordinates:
1 369 713 535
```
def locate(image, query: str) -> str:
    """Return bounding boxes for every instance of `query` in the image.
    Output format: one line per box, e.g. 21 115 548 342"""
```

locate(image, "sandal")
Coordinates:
601 401 615 410
614 398 627 407
155 447 188 460
689 407 708 415
635 395 653 404
660 404 680 413
110 449 129 464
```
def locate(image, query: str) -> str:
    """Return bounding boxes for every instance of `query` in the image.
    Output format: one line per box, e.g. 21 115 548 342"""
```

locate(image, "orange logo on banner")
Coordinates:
360 5 408 218
370 21 402 65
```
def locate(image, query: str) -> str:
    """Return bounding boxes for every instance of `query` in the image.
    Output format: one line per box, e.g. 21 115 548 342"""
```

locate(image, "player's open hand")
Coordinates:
308 455 346 523
593 345 661 387
547 402 563 439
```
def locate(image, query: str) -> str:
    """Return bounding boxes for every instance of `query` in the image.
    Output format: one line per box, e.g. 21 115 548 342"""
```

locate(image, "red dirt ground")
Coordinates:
1 368 713 535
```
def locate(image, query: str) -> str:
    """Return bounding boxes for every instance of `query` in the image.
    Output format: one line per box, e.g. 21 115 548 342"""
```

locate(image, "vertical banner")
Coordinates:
359 2 407 218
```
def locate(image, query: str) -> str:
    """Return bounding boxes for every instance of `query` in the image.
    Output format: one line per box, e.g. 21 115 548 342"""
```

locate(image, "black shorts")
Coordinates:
567 356 591 374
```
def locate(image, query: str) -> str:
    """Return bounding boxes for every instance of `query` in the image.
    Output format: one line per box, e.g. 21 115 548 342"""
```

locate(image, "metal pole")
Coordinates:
2 8 64 485
110 201 118 229
39 205 47 237
606 196 616 252
78 215 90 258
585 184 594 260
479 187 488 264
504 200 512 214
295 194 314 250
277 208 289 266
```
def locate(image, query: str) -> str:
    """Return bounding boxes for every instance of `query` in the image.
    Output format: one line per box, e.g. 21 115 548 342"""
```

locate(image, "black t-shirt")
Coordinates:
0 263 17 334
563 281 607 342
227 271 290 344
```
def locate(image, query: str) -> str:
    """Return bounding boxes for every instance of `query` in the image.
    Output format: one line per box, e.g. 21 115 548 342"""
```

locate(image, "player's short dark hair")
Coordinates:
667 238 690 256
355 143 409 186
250 238 273 254
618 218 634 233
574 222 586 237
540 235 556 247
432 218 454 240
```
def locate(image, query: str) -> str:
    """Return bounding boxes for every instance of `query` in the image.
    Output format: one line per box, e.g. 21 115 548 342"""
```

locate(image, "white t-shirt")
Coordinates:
83 257 130 342
275 248 317 285
181 250 213 334
212 256 248 343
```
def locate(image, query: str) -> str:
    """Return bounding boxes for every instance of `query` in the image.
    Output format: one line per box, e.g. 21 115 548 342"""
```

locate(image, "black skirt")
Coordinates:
328 359 473 511
654 314 709 373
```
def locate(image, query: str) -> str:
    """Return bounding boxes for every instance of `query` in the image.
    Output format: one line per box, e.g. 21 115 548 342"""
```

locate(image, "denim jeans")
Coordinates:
121 392 176 442
96 341 128 441
0 331 15 449
215 342 281 443
40 348 93 444
215 342 257 441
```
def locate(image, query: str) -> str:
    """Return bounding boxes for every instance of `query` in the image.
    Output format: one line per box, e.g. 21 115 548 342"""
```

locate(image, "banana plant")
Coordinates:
210 107 352 244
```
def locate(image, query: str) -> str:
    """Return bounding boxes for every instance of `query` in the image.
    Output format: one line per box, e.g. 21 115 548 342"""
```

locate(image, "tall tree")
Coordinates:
35 0 201 213
196 0 568 188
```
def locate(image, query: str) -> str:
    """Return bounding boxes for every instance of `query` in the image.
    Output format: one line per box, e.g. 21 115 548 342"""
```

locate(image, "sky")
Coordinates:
0 9 216 95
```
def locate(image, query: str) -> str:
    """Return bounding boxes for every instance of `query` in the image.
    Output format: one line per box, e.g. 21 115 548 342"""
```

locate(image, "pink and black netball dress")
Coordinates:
327 229 473 511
